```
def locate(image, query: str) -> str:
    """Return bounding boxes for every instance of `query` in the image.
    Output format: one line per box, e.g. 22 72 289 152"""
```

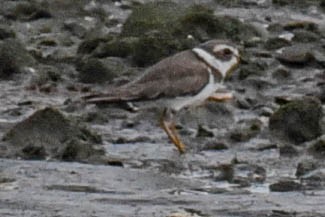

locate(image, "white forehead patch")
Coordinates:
213 44 239 57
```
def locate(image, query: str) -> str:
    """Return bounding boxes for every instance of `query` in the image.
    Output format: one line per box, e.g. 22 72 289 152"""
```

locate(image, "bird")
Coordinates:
83 39 240 154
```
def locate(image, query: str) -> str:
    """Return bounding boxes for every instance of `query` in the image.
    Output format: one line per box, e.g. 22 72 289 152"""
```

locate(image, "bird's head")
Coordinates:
192 40 240 82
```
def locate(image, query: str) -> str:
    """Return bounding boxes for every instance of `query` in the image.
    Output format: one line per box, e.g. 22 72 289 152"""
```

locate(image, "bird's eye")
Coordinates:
223 48 232 55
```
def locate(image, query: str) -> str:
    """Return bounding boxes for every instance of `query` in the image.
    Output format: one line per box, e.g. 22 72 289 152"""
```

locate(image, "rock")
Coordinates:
63 20 87 38
38 38 58 47
229 119 262 142
202 141 228 151
269 97 322 144
0 39 35 79
238 61 267 80
2 107 104 163
242 77 274 90
279 145 299 157
283 21 318 32
196 125 214 137
296 160 318 177
276 45 315 65
235 96 254 109
78 2 259 66
300 169 325 189
292 29 320 43
313 50 325 67
317 84 325 103
273 0 323 8
76 57 122 83
264 37 291 50
132 31 185 66
0 25 15 40
6 2 52 21
119 2 258 66
267 23 283 33
308 136 325 158
274 95 295 105
321 0 325 7
243 37 264 48
77 37 107 55
92 36 139 58
28 65 62 89
20 145 46 160
177 6 259 42
214 163 266 187
272 67 291 80
272 0 290 6
269 180 303 192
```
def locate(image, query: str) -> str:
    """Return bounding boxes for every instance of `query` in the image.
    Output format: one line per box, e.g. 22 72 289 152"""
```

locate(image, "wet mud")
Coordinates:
1 0 325 216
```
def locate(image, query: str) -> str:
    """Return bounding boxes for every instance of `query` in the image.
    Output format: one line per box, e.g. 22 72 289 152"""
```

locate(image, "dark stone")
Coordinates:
91 37 139 58
0 177 16 184
76 57 119 83
264 37 291 50
2 107 104 163
229 120 261 142
118 1 259 66
21 145 46 160
272 67 291 80
321 0 325 7
176 5 259 42
279 145 299 157
267 23 283 33
292 29 320 43
269 97 322 144
308 137 325 158
300 169 325 189
7 2 52 21
0 25 16 40
121 1 182 37
88 1 256 67
196 125 214 137
269 180 303 192
132 31 185 66
77 37 108 55
63 20 87 38
0 39 35 79
38 38 58 47
274 95 294 105
317 84 325 103
273 0 324 8
215 163 266 186
59 139 104 162
283 21 319 32
296 160 318 177
202 141 228 151
276 45 315 66
28 65 62 89
235 96 253 109
238 61 267 80
272 0 289 6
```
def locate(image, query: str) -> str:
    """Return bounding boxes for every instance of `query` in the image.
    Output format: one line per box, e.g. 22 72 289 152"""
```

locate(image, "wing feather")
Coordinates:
84 50 209 103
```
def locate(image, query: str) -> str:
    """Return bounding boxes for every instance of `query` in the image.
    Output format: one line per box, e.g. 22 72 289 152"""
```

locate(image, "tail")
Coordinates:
82 88 140 104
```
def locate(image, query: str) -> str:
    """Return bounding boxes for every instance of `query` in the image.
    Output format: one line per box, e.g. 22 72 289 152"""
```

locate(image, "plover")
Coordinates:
83 40 240 154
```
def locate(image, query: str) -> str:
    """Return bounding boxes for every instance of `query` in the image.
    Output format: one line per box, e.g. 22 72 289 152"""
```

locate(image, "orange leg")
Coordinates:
208 92 233 102
160 109 186 154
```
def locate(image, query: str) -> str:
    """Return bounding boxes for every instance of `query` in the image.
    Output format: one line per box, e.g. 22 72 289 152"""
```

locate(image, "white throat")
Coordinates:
192 47 237 80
